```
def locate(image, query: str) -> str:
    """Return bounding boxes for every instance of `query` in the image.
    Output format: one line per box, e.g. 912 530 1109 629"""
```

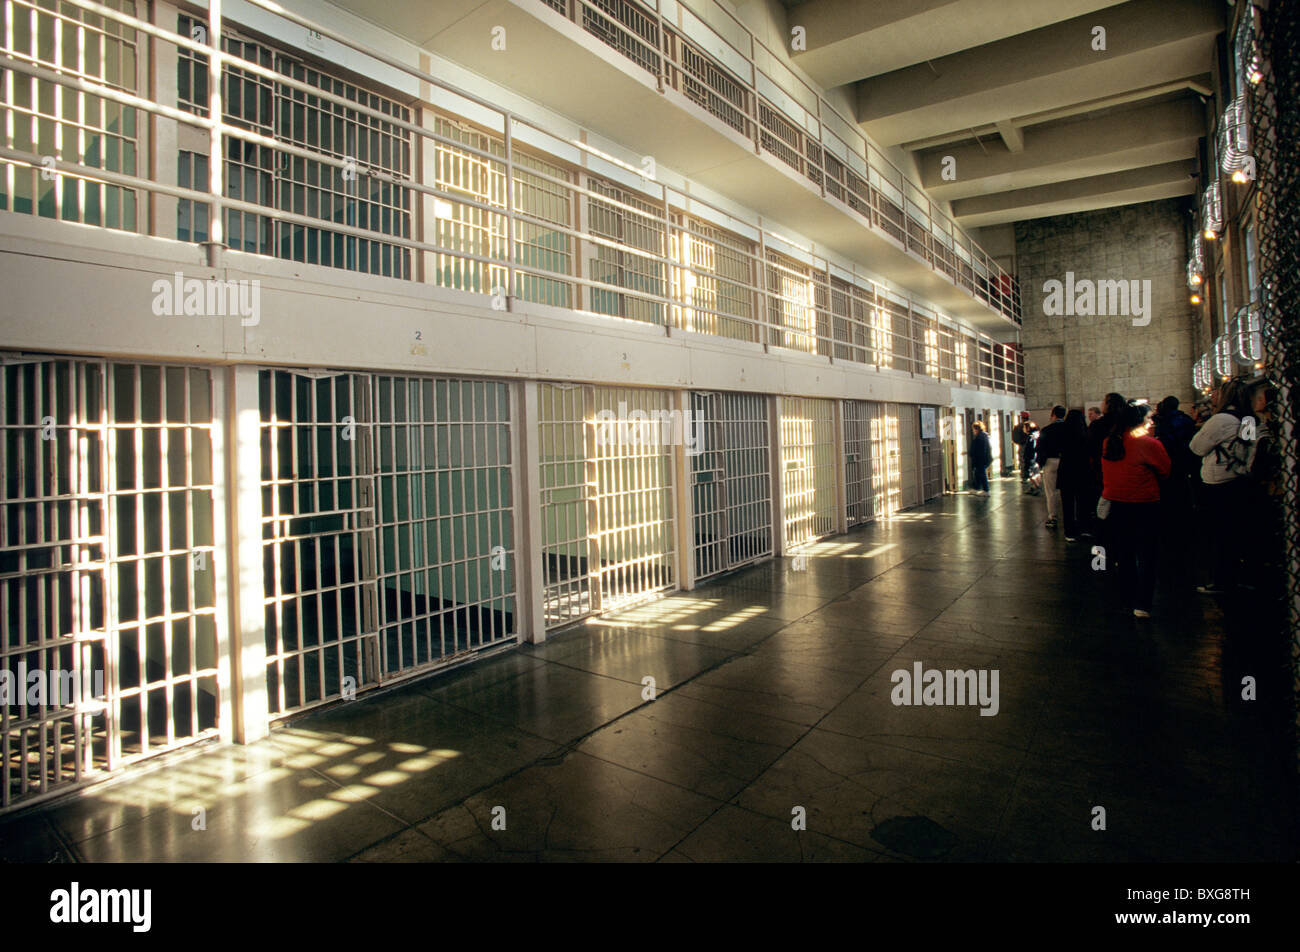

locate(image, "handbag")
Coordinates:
1095 497 1111 520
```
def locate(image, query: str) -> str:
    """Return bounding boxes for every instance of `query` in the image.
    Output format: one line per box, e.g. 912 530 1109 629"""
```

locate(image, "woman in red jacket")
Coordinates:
1101 401 1172 618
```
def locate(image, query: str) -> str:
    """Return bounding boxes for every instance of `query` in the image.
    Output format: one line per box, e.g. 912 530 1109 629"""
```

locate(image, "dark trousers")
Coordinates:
1201 479 1251 590
1108 501 1161 612
970 463 989 492
1060 484 1084 537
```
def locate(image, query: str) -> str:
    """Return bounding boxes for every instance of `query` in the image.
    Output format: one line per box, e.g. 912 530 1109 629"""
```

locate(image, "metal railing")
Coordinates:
545 0 1023 326
0 0 1023 396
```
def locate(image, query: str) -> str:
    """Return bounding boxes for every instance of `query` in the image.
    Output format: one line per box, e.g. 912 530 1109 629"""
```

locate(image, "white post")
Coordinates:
227 366 268 744
673 390 695 590
205 0 224 268
519 381 547 643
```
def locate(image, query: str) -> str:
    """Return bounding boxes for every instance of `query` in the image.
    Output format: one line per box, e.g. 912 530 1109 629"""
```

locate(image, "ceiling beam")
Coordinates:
856 0 1222 146
786 0 1123 89
917 98 1204 200
951 160 1197 227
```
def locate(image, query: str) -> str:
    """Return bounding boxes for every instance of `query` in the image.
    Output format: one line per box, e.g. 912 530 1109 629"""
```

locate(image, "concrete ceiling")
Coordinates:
786 0 1223 226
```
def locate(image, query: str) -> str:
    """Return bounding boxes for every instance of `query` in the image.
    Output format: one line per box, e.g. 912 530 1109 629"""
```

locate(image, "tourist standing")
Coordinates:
1101 402 1171 618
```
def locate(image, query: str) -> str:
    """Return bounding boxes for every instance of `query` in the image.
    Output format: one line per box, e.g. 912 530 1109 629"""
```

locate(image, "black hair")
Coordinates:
1102 402 1150 461
1051 405 1066 419
1158 395 1179 415
1064 408 1087 441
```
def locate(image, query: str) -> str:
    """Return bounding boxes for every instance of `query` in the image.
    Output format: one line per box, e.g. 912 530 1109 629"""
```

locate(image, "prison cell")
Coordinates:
779 396 837 549
538 383 677 628
587 178 667 325
0 0 141 230
843 399 877 527
869 403 904 520
260 370 378 717
670 215 757 342
590 387 676 611
689 391 772 581
2 356 219 809
372 375 515 678
260 369 516 713
897 406 922 510
920 406 944 501
538 383 593 627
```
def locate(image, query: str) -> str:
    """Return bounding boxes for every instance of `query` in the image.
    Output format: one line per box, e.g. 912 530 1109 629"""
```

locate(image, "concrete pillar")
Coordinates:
226 365 268 744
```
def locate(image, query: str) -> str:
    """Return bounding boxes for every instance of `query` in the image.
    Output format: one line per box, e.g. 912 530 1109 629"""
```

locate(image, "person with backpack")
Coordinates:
1101 401 1171 618
1189 379 1255 595
968 420 992 496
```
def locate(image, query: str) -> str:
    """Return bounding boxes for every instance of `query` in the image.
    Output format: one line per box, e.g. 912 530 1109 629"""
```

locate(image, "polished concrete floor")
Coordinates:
3 477 1295 862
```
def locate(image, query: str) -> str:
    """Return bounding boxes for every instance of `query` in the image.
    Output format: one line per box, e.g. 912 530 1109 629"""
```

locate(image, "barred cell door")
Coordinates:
539 383 677 627
2 357 220 810
260 370 380 718
920 407 944 501
371 375 517 679
898 405 922 510
868 402 902 519
690 391 772 581
539 383 595 627
779 396 837 549
843 399 876 526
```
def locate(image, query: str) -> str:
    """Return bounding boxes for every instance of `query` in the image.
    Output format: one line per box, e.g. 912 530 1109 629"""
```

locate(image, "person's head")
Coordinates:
1252 382 1278 416
1102 392 1126 416
1157 395 1179 418
1103 401 1151 460
1215 379 1252 415
972 421 984 434
1086 406 1101 423
1051 405 1066 421
1125 401 1153 435
1064 408 1086 438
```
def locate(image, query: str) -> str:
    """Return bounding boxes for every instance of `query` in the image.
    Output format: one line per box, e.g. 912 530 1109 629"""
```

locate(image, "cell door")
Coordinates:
779 396 836 549
690 391 772 581
2 358 220 810
539 383 594 627
868 402 902 519
920 406 944 501
843 399 876 526
591 387 676 611
986 409 1002 478
897 405 922 510
372 376 516 679
260 370 379 718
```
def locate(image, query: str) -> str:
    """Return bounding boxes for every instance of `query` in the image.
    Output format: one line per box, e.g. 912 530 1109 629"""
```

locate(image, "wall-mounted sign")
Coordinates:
919 406 937 440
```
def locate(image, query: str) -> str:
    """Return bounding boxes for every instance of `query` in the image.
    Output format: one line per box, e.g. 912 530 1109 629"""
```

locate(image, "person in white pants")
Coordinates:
1035 405 1067 528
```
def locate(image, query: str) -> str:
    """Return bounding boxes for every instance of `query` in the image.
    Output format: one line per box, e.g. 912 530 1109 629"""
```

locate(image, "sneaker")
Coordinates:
1133 609 1151 619
1196 585 1224 595
1065 535 1079 542
1045 519 1058 529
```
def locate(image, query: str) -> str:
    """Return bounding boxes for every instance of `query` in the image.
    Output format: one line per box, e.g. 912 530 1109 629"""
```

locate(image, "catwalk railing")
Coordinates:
0 0 1023 396
546 0 1022 326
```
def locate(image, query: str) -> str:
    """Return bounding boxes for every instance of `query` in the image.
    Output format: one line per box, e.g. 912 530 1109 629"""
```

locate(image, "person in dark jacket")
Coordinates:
1035 404 1067 529
1152 395 1197 581
1057 409 1091 541
968 421 992 496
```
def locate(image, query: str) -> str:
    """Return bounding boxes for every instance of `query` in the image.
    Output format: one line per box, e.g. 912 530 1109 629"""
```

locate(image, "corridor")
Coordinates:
2 477 1291 863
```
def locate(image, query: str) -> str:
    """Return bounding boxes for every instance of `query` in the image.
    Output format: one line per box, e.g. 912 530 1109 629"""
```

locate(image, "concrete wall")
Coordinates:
1015 198 1197 409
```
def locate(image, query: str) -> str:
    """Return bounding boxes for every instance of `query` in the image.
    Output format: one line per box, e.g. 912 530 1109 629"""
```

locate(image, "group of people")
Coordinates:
970 379 1282 618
